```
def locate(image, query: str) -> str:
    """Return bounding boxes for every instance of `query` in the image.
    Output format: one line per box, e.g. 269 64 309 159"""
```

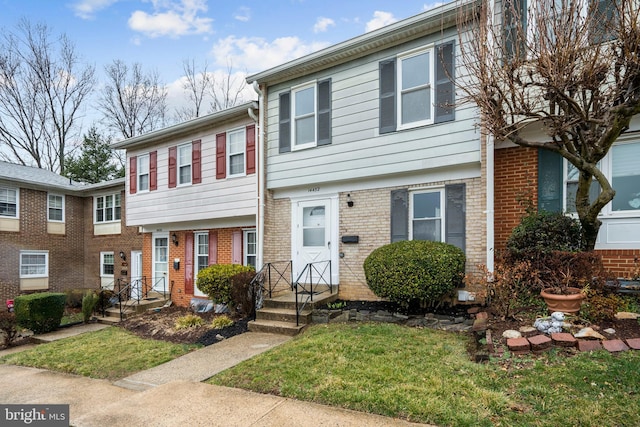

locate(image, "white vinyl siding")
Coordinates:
47 194 64 222
0 187 18 218
228 128 246 177
178 143 192 185
20 251 48 278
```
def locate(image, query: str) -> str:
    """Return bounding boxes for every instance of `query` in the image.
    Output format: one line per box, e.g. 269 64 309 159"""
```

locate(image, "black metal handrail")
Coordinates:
251 261 294 313
293 260 333 326
98 276 171 321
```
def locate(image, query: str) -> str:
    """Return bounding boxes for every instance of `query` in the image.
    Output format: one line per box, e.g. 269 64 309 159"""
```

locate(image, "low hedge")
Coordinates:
14 292 66 334
196 264 255 305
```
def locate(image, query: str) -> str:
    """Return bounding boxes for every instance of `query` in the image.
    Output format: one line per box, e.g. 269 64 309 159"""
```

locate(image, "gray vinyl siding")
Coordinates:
265 28 480 190
125 117 257 227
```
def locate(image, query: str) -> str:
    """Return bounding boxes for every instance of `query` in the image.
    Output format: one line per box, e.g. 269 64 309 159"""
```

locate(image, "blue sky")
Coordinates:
0 0 445 130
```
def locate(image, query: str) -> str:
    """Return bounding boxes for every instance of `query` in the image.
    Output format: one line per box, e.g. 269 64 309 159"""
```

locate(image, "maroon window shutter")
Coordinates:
246 124 256 175
216 133 226 180
184 232 194 294
129 156 137 194
208 230 218 265
232 230 242 264
192 140 202 184
168 146 177 188
149 151 157 191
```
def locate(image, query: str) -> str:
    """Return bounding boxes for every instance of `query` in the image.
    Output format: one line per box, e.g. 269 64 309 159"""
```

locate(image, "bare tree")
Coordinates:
209 60 247 112
99 60 168 139
174 59 214 122
458 0 640 250
0 19 95 173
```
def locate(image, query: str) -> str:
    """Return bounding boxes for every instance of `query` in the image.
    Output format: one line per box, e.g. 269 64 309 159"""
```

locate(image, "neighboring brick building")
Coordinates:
0 161 142 307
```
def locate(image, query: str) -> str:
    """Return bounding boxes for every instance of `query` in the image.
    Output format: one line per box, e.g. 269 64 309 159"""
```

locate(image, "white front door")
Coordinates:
130 250 143 299
292 197 338 286
152 233 169 293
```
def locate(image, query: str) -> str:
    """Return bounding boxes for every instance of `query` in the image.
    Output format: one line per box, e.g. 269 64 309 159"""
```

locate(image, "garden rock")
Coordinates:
615 312 640 320
534 312 565 334
574 327 606 340
502 330 522 339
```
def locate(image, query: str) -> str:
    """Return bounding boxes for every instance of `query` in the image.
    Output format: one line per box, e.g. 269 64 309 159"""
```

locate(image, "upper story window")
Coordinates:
169 141 201 188
278 79 331 153
228 127 246 177
138 154 150 192
379 41 455 134
215 125 255 179
95 193 121 223
0 186 18 218
178 143 192 185
20 251 48 278
47 194 64 222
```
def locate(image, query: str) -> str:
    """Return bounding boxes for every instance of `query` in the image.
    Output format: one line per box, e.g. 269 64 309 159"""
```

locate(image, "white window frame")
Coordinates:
20 250 49 278
47 193 65 222
0 186 19 218
563 138 640 218
178 143 192 186
227 127 246 177
244 229 257 268
409 188 445 242
101 251 115 278
397 45 435 130
194 232 209 275
137 154 150 192
94 193 121 224
291 81 317 151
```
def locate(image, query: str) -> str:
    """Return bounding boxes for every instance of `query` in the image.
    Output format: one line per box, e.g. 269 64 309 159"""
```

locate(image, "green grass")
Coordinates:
0 327 200 380
209 323 640 427
59 312 84 326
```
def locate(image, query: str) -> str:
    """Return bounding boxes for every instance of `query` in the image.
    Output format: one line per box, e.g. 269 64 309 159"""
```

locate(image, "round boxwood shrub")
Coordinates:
363 240 465 307
14 292 66 334
196 264 255 304
506 210 582 258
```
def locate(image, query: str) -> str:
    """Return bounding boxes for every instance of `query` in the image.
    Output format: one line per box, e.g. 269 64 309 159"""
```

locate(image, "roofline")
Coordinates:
246 0 477 85
112 101 258 149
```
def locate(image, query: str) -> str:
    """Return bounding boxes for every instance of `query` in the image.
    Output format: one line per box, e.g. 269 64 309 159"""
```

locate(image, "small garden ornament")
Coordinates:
534 311 566 334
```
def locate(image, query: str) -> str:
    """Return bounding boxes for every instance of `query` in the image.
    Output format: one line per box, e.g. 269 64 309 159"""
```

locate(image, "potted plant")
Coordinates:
540 267 586 314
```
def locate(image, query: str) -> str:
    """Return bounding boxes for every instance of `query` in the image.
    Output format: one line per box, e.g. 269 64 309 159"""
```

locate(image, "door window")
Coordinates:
302 206 325 247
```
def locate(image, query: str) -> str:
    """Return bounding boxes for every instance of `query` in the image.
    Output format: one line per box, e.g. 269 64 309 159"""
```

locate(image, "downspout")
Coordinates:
251 81 265 269
486 0 496 272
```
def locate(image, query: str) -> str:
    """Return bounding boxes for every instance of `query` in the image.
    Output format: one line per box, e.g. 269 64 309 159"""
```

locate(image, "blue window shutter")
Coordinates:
435 41 455 124
538 149 564 212
317 79 332 146
445 183 466 252
379 58 396 134
390 188 408 242
279 91 291 153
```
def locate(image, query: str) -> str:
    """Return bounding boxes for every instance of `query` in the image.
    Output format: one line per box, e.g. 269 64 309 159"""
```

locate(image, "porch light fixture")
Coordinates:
119 251 126 261
171 232 179 246
347 193 354 208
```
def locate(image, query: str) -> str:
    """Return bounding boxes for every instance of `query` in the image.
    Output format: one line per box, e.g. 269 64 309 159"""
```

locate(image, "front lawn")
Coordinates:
0 327 199 380
209 323 640 427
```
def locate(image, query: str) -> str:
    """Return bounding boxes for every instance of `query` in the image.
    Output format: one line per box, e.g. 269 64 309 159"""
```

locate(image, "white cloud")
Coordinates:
211 36 330 72
128 0 213 38
423 2 446 11
71 0 119 20
365 11 397 32
234 6 251 22
313 17 335 33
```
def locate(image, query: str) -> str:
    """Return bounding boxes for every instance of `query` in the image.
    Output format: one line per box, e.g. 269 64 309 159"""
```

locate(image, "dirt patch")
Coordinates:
118 306 248 346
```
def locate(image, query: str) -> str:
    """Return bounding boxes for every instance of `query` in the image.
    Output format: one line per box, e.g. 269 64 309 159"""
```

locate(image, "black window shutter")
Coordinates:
435 41 455 124
390 188 408 242
538 149 564 212
279 91 291 153
379 58 396 134
317 79 332 146
445 184 466 252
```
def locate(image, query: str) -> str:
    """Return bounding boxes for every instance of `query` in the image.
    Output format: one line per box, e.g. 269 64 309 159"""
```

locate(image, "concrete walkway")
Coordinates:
0 324 434 427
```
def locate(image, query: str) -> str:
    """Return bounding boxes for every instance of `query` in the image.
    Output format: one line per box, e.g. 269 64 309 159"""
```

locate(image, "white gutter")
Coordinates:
252 81 265 269
486 0 496 272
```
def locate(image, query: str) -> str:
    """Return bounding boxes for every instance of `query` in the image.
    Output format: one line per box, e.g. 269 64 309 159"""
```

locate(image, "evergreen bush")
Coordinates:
196 264 255 304
14 292 66 334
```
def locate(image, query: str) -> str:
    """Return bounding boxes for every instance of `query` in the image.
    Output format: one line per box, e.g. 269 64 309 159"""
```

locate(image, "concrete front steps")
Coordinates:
248 289 338 336
97 292 170 324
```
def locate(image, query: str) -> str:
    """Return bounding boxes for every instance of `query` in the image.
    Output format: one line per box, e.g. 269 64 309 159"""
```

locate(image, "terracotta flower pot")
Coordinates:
540 287 585 314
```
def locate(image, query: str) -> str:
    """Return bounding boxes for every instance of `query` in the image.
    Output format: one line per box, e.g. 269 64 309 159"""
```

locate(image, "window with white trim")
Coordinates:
178 143 192 185
244 229 257 268
0 186 18 218
227 128 246 177
101 252 115 277
410 189 445 242
195 232 209 275
20 251 48 278
137 154 150 192
292 83 316 150
95 193 121 223
398 47 433 128
47 194 64 222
